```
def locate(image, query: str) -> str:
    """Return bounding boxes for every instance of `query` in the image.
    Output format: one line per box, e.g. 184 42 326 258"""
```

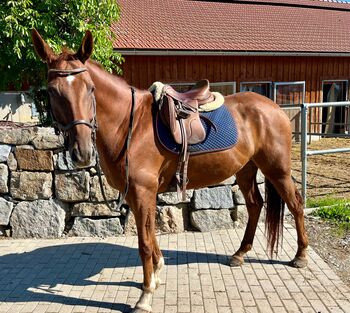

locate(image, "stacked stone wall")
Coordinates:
0 127 265 238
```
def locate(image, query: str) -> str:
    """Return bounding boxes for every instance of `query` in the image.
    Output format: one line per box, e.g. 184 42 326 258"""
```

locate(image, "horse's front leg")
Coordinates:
129 185 163 313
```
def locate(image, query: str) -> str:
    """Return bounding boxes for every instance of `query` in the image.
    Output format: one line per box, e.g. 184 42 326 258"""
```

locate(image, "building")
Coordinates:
113 0 350 134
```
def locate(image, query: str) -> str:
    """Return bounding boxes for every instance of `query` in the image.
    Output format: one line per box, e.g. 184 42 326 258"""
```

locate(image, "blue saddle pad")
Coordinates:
155 104 238 155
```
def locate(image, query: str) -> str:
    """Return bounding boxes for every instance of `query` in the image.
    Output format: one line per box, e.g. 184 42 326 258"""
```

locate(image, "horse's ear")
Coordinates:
75 30 93 64
31 29 56 63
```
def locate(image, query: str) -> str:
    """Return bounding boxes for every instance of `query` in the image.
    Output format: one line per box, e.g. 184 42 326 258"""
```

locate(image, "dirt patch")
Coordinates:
291 137 350 200
291 138 350 288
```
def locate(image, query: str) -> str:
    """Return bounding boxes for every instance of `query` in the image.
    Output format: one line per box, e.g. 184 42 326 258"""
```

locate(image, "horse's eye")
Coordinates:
90 86 95 94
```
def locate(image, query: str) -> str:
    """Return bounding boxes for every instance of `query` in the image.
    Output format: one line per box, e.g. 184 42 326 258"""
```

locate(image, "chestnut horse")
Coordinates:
32 29 308 313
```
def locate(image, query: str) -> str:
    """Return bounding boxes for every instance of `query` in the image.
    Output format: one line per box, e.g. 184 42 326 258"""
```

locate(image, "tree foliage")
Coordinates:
0 0 123 123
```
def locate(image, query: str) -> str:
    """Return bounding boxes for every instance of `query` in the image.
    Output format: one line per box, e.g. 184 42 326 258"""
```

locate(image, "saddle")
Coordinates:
150 79 223 200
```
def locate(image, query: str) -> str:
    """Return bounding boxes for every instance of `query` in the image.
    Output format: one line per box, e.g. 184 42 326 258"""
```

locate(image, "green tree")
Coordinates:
0 0 123 124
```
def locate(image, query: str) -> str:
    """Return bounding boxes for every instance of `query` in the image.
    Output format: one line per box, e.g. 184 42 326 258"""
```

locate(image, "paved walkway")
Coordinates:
0 223 349 313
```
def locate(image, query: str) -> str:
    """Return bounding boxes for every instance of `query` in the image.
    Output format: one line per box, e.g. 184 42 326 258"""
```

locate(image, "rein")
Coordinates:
48 66 136 213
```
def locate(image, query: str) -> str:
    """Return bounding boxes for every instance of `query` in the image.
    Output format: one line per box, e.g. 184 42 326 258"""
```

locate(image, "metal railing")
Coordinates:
281 101 350 204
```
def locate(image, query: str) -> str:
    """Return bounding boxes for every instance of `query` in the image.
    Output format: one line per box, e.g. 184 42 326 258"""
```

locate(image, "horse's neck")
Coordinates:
87 61 132 160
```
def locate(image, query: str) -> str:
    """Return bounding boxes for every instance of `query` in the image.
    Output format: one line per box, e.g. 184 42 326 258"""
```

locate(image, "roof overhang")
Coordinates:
115 49 350 57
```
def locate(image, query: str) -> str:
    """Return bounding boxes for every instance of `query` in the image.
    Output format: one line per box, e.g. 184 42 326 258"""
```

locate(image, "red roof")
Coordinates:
113 0 350 54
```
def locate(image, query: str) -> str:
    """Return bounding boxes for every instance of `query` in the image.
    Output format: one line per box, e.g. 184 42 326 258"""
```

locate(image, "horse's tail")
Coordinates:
265 179 285 257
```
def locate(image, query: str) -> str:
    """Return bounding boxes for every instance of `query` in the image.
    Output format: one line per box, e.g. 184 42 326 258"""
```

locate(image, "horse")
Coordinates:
31 29 308 313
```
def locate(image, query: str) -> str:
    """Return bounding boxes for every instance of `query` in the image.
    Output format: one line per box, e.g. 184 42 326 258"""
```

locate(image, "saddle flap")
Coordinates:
160 95 206 145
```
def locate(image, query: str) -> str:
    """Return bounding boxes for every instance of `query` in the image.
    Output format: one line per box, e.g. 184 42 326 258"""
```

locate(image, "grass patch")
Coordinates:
308 197 350 236
307 197 350 208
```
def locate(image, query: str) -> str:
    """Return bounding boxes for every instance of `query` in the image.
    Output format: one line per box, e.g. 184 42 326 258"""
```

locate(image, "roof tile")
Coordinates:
113 0 350 53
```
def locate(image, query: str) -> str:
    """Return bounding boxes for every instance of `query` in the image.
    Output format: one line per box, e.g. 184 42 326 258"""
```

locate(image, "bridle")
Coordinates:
47 66 136 212
48 67 97 139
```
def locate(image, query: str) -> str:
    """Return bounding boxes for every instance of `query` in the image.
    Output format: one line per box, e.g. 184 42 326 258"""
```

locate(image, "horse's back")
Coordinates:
225 91 292 137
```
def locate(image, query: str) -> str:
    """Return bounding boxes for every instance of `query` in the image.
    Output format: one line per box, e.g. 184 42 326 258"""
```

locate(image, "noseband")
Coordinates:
48 67 97 137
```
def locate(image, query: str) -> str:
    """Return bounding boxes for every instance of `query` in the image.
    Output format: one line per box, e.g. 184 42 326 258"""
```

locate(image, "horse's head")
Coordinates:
31 29 96 167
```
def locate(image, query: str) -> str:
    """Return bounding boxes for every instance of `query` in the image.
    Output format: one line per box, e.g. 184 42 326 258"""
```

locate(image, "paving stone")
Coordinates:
10 171 53 200
15 148 54 171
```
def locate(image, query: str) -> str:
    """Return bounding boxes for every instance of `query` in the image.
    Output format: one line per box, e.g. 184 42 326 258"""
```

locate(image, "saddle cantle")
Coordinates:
150 79 225 200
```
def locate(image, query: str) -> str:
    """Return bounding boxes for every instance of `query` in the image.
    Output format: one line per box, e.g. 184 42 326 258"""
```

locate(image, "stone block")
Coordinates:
55 151 96 170
0 197 13 225
192 186 234 210
10 199 66 238
15 149 53 171
0 144 11 163
69 217 123 237
190 209 235 232
124 210 137 235
90 175 119 202
72 202 121 217
156 205 187 233
0 164 9 193
257 170 265 184
258 183 266 200
32 127 64 150
157 189 193 204
7 152 17 171
0 128 35 145
217 175 236 186
10 171 52 200
232 185 246 205
55 171 90 202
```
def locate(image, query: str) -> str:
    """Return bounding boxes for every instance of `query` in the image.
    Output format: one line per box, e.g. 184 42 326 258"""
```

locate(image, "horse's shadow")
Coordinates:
0 241 286 311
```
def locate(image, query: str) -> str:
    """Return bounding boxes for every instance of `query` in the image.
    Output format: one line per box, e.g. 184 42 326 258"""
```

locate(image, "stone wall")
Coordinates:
0 127 265 238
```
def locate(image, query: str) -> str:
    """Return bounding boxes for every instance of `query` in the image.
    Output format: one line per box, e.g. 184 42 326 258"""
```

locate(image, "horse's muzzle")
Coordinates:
70 143 94 168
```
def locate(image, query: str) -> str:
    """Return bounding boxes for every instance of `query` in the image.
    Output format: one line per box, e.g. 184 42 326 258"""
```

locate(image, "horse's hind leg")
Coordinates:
230 161 264 267
266 174 308 268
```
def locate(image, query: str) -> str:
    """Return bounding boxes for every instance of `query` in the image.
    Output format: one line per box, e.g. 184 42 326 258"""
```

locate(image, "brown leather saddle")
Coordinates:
156 79 218 200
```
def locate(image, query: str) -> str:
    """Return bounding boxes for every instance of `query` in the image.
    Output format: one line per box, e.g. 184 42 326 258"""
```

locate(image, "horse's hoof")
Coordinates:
229 255 244 267
290 257 308 268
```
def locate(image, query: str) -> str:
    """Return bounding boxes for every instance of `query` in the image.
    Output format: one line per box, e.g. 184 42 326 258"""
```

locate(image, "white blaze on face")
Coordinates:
66 75 75 85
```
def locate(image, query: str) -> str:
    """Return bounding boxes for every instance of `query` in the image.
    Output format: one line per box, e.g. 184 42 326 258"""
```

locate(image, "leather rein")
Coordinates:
48 66 136 212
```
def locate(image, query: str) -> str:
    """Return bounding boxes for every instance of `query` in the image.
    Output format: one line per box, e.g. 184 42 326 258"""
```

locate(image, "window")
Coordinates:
273 82 306 140
240 81 272 99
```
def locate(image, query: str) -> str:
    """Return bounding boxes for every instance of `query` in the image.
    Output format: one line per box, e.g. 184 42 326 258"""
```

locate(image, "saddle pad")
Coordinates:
155 104 238 155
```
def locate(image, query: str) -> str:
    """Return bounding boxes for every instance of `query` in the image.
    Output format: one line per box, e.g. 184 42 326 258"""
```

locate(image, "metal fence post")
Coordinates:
300 103 308 205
